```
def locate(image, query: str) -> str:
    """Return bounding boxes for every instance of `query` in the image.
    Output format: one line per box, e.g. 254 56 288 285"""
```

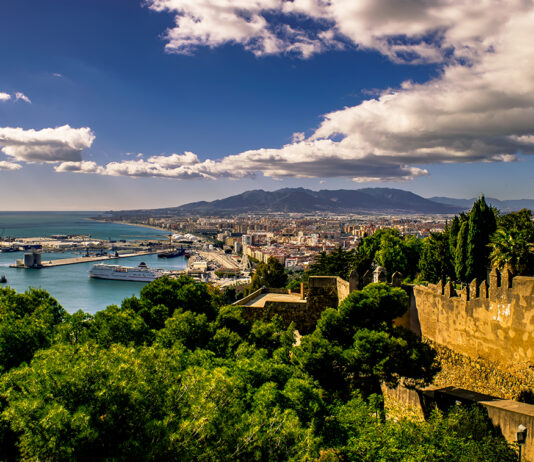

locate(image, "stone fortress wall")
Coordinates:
235 276 352 334
400 269 534 367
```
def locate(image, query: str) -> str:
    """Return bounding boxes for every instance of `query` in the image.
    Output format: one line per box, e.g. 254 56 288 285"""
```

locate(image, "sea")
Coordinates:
0 212 188 314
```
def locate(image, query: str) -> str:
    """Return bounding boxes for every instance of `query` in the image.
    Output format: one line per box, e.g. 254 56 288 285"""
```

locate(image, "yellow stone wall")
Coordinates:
409 271 534 367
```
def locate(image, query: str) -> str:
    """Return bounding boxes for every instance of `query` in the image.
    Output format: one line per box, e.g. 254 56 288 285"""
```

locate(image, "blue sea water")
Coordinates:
0 213 187 314
0 211 167 240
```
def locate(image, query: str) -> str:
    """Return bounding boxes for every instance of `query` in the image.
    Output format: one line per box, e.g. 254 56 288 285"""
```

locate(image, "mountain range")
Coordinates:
428 196 534 212
104 188 534 217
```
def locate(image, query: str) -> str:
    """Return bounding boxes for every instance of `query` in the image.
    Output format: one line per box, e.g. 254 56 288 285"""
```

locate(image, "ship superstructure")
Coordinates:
89 262 165 282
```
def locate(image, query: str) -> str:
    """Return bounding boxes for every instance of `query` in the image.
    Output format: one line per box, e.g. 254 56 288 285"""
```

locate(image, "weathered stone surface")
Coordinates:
409 272 534 367
235 276 350 334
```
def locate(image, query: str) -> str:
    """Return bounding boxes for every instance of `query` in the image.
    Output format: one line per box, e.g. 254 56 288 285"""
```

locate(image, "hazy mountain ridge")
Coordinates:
429 196 534 212
105 188 463 216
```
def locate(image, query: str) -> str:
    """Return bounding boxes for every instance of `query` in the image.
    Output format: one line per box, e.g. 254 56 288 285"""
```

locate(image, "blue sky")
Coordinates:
1 0 533 210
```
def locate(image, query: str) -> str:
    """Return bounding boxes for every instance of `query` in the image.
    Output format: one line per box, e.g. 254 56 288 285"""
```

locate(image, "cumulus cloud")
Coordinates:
0 125 95 163
54 161 102 174
0 92 11 102
14 92 31 104
145 0 531 63
0 161 22 171
47 1 534 182
89 0 523 182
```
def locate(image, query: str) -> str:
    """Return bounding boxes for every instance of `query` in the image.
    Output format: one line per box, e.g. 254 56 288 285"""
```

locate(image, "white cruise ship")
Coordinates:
89 262 165 282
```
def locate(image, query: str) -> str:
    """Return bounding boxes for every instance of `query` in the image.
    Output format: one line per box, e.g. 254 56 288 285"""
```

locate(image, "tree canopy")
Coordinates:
251 257 288 290
0 267 520 461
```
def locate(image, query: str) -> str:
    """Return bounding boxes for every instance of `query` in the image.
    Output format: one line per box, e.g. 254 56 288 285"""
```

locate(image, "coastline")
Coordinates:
90 218 169 234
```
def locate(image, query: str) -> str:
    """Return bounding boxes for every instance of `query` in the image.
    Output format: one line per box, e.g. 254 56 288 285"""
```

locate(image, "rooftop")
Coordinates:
245 292 305 308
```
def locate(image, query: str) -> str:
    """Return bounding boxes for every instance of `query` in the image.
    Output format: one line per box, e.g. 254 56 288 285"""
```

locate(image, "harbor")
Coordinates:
0 213 184 313
0 212 255 312
10 250 161 268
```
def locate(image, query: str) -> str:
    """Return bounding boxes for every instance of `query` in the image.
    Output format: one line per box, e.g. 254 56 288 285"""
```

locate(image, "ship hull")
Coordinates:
89 264 163 282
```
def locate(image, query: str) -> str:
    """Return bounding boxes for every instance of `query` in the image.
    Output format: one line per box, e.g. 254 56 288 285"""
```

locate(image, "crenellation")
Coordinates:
410 271 534 367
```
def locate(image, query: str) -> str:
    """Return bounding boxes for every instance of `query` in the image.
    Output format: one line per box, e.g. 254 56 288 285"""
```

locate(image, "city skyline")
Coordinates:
1 0 534 210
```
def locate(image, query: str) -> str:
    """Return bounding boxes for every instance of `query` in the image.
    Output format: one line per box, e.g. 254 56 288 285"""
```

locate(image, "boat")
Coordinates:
88 262 166 282
184 250 191 259
158 247 185 258
1 247 18 253
0 274 7 283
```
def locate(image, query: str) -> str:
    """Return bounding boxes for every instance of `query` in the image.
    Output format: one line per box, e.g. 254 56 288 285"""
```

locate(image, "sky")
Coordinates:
1 0 534 211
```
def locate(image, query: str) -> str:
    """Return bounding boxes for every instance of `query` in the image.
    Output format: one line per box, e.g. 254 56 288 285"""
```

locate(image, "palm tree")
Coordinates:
489 229 533 275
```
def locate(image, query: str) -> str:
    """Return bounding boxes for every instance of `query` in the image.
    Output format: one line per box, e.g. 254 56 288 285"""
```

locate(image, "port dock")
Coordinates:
10 250 160 269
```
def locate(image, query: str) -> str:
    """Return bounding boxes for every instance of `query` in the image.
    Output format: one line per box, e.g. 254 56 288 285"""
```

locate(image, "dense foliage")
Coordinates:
419 199 533 283
0 277 519 461
251 256 288 290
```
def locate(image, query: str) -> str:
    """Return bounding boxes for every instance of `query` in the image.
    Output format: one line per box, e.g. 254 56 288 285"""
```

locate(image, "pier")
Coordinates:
10 250 160 269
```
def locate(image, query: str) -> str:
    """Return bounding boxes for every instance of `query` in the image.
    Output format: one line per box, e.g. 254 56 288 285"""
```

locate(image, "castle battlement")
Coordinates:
408 271 534 367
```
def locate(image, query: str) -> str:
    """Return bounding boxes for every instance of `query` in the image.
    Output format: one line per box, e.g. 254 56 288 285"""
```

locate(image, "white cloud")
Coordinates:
0 125 95 163
291 132 305 143
145 0 532 63
52 73 64 78
0 91 32 103
102 0 530 182
54 161 102 174
46 1 534 183
0 161 22 171
14 92 31 104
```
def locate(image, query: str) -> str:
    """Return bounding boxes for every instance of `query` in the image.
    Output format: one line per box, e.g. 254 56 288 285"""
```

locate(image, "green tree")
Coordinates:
309 247 356 279
294 284 438 401
89 304 151 347
331 398 518 462
490 228 534 275
354 229 422 281
455 221 469 281
251 257 288 290
0 287 67 373
375 231 408 275
491 208 534 276
466 196 497 282
419 232 454 283
448 215 461 261
498 208 534 239
122 276 218 330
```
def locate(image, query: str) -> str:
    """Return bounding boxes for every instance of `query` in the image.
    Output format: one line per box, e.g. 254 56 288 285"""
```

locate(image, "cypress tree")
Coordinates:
448 216 460 262
466 196 497 282
455 221 469 281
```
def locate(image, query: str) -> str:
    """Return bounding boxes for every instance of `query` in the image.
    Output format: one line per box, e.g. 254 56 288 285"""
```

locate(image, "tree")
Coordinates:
354 229 422 281
419 232 454 283
498 209 534 240
375 232 408 276
466 196 497 282
448 215 461 261
309 247 356 279
490 228 534 275
331 398 518 462
455 221 469 282
251 257 288 290
294 283 438 401
123 276 218 330
0 287 67 373
90 304 151 347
